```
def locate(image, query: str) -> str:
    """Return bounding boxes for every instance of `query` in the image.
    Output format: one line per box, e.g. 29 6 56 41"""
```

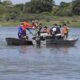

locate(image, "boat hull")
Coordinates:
45 37 78 46
6 38 33 46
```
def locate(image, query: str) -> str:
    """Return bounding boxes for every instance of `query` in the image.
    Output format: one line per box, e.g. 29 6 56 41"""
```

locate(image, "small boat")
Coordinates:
33 35 78 46
45 37 78 46
6 38 33 46
38 32 78 46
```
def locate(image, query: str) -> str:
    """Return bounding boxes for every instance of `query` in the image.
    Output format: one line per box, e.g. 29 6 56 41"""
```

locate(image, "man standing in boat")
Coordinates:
61 24 69 39
18 21 32 40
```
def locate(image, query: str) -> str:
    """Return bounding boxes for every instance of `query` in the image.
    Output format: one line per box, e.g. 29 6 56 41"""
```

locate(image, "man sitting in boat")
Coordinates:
42 26 50 34
40 26 50 37
51 24 62 39
18 21 32 40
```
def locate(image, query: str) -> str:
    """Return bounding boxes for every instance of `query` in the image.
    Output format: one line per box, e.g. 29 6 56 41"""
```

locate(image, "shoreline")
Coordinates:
0 20 80 28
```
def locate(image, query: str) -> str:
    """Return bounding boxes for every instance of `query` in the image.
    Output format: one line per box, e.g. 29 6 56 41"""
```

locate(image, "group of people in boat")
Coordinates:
18 20 69 40
47 24 68 39
37 23 69 40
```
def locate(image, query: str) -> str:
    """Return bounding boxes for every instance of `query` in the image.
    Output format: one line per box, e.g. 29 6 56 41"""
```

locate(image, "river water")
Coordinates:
0 27 80 80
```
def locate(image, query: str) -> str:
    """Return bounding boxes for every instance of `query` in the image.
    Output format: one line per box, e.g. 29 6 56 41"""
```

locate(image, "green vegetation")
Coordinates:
0 0 80 27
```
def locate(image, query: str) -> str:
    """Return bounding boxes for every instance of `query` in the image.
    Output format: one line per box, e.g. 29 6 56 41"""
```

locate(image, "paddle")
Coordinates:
26 28 40 41
27 28 34 36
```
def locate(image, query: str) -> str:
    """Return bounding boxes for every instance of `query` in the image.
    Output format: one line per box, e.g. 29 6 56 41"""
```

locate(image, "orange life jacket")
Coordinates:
22 21 32 30
62 26 68 34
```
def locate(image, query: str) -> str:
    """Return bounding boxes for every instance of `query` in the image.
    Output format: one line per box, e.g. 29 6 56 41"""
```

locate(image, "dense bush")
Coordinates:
0 0 80 22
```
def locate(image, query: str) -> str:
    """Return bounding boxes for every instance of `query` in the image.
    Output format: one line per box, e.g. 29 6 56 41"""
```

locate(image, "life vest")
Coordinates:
22 21 32 30
62 26 68 34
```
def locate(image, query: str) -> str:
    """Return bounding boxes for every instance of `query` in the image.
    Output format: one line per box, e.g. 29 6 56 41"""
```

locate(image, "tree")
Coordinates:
72 0 80 15
0 0 1 4
14 4 24 12
60 2 69 8
55 2 72 16
26 0 54 13
2 0 12 5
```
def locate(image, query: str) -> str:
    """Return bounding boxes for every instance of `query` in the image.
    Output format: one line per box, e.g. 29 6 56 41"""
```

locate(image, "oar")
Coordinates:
27 28 34 36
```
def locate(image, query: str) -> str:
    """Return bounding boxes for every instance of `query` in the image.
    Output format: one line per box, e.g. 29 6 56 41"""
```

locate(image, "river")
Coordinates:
0 27 80 80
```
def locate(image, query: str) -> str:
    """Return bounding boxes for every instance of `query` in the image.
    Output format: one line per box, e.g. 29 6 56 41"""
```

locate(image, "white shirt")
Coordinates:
52 27 56 32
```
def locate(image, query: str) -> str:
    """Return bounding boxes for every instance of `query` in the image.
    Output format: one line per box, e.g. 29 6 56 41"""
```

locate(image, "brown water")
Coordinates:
0 27 80 80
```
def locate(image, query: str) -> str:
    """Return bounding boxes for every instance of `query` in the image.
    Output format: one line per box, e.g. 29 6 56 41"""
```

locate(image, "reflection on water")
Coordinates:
0 27 80 80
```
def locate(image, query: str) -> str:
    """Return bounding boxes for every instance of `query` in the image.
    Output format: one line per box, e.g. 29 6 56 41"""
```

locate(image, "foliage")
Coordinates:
55 2 72 16
72 0 80 15
25 0 54 13
0 0 80 23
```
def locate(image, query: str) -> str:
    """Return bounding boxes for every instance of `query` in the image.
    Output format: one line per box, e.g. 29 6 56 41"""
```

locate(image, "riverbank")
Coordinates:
0 16 80 27
0 21 21 27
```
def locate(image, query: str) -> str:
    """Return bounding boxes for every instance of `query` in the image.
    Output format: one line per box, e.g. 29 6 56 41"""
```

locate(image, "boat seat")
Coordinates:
55 33 62 36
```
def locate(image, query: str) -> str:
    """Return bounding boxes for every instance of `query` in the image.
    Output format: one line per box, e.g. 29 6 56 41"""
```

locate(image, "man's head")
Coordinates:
44 26 47 29
54 24 57 26
63 24 66 26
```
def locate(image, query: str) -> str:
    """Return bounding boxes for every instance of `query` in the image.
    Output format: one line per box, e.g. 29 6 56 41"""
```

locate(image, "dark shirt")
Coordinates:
18 26 23 33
